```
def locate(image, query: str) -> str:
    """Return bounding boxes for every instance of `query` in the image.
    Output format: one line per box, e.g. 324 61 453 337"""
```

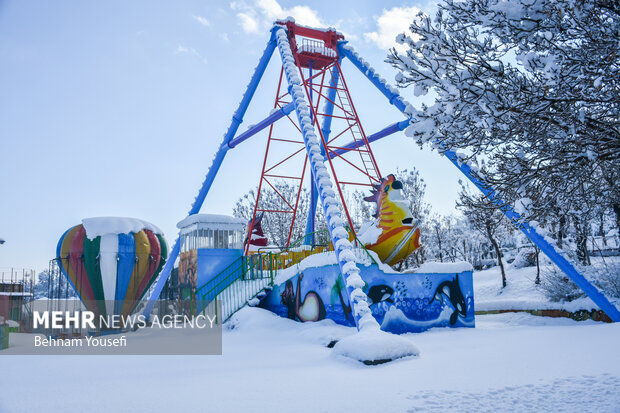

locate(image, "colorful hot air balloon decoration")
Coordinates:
56 218 168 318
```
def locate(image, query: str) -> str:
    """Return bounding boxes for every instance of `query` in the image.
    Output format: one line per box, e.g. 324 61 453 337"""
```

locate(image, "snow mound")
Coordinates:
82 217 163 240
357 219 382 245
332 327 420 364
247 297 260 307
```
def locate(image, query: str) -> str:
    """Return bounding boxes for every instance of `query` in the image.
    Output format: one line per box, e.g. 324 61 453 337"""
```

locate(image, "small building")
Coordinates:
176 214 247 300
0 268 34 327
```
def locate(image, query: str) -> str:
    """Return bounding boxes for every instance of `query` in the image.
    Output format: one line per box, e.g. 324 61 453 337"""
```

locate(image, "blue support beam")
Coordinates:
304 62 341 245
228 102 295 148
329 119 410 159
304 61 316 246
340 42 620 321
143 31 278 319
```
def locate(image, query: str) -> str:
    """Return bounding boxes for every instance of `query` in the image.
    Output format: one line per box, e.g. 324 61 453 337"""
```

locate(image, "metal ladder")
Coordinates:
334 86 380 183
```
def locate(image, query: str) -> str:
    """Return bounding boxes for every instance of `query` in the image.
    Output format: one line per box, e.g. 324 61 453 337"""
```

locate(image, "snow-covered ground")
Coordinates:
474 257 619 313
1 307 619 412
2 259 619 411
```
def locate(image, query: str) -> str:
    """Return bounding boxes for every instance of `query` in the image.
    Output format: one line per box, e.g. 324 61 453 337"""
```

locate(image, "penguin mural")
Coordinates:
330 274 352 321
281 280 296 320
430 274 467 325
366 285 394 306
280 273 326 322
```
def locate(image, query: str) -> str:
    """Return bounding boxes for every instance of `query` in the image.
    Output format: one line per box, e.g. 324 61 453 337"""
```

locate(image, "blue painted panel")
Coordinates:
116 233 135 313
260 264 475 334
196 248 243 288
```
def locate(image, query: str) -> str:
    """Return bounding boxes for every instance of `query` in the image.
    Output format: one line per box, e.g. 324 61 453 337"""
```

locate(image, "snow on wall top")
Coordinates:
176 214 246 229
416 261 474 274
273 249 381 284
81 217 163 240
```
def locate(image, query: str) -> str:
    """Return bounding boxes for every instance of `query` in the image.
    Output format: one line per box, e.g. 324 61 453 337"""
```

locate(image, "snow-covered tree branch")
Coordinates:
388 0 620 240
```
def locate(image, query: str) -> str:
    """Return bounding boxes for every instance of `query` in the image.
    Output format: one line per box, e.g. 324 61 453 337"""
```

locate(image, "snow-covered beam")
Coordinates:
143 30 279 319
275 27 379 332
228 102 295 148
340 42 620 322
338 42 409 113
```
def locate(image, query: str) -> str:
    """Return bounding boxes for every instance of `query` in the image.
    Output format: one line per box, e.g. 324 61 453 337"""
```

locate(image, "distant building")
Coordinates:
0 269 34 325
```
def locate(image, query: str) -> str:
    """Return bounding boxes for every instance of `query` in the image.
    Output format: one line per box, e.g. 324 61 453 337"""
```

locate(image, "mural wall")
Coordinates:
259 264 475 334
178 250 197 315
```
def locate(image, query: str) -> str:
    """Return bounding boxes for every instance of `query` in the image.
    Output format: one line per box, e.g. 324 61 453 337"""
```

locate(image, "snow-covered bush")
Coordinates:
539 266 585 302
592 261 620 299
540 259 620 301
512 248 536 269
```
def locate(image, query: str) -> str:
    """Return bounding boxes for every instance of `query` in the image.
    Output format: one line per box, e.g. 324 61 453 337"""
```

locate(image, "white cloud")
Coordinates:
237 12 260 33
192 14 210 27
284 5 323 27
175 44 208 65
219 33 230 42
364 7 420 51
256 0 283 18
231 0 327 34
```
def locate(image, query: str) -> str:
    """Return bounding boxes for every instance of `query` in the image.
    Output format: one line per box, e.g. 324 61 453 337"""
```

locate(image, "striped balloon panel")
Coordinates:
69 226 98 314
83 234 107 316
115 233 135 315
134 230 161 302
56 226 81 297
99 234 119 317
136 233 168 302
120 230 150 316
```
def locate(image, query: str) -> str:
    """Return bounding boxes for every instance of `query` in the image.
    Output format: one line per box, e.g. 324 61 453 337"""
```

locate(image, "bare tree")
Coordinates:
458 187 510 287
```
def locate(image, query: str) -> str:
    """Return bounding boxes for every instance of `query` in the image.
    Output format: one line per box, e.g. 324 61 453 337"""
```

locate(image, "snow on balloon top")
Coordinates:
81 217 163 240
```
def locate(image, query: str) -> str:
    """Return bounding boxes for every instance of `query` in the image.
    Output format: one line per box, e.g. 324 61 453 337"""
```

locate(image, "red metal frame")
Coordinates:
245 22 382 253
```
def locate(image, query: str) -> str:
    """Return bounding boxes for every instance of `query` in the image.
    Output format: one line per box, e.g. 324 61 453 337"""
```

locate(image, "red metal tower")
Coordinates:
246 21 382 253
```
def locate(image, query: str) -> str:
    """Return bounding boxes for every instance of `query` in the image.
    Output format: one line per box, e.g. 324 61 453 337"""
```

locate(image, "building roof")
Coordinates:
177 214 247 231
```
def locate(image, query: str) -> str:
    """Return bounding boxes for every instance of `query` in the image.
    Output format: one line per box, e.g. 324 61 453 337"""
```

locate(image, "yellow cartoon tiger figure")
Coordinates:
362 174 421 266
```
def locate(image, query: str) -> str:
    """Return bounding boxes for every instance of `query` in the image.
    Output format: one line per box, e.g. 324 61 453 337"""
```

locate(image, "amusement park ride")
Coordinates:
144 19 619 326
48 20 620 336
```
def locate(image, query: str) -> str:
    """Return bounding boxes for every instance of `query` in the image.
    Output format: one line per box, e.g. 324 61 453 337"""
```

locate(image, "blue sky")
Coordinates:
0 0 463 272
